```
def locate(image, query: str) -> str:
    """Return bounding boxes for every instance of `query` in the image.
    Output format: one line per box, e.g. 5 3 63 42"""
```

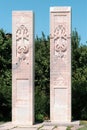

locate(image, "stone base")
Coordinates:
0 122 43 130
0 121 80 130
43 120 80 126
12 121 34 127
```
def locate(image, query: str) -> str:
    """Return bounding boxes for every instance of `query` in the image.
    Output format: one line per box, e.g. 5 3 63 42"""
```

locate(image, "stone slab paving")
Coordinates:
0 121 81 130
40 125 54 130
71 125 84 130
12 127 37 130
0 122 15 130
0 122 43 130
54 126 67 130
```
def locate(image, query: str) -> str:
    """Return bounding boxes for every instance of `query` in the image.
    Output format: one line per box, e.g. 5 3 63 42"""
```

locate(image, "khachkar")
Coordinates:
50 7 71 123
12 11 34 125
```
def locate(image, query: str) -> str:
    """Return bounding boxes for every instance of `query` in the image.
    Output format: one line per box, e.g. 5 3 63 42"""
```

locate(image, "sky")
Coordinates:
0 0 87 44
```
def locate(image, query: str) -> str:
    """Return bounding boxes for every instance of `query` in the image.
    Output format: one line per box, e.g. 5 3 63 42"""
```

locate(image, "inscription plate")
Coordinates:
17 79 29 100
54 88 68 121
54 88 68 106
15 107 30 123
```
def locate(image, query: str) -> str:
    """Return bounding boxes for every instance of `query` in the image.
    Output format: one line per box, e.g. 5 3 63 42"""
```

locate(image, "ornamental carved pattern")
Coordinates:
16 25 29 61
54 25 67 58
53 75 65 87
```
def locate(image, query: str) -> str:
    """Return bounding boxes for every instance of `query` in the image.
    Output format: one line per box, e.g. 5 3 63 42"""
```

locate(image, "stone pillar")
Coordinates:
50 7 71 123
12 11 34 125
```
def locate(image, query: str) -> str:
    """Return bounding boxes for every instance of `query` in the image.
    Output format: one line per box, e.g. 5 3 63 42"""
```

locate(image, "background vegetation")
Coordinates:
0 29 87 122
0 30 12 121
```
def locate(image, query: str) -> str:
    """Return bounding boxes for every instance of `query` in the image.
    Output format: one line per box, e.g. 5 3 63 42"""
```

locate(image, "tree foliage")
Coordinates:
0 30 12 121
72 29 87 120
35 33 50 121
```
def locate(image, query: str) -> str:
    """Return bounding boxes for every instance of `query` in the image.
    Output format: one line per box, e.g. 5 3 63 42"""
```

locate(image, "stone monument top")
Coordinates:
50 6 71 12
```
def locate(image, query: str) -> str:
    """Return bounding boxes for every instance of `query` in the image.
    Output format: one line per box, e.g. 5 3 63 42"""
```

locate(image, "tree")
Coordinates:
35 33 50 121
0 29 12 121
72 29 87 120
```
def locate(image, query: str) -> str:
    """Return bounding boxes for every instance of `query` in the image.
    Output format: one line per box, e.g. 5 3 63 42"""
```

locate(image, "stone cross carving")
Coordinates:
12 11 34 125
54 25 67 58
16 25 29 61
50 7 71 123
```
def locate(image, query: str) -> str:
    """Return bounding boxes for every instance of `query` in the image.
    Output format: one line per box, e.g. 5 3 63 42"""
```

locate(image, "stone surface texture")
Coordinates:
12 11 34 125
50 7 71 123
0 121 80 130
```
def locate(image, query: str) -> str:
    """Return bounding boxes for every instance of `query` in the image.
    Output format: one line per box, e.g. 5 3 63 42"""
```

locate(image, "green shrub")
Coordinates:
35 113 44 122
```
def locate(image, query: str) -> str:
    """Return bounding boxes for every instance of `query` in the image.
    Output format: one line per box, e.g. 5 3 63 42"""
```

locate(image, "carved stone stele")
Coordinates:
12 11 34 125
50 7 71 123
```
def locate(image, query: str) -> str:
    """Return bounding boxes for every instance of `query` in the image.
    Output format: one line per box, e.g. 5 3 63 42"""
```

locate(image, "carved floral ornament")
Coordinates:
54 25 67 58
16 25 29 60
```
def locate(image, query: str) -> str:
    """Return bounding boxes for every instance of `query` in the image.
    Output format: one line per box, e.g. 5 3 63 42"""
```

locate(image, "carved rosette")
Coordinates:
53 75 65 86
16 25 29 61
54 25 67 58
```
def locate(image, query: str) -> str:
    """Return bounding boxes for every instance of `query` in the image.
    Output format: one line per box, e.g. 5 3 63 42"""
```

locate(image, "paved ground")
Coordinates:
0 121 82 130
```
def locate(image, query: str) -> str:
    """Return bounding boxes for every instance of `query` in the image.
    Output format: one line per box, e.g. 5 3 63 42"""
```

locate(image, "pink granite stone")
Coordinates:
12 11 34 125
50 7 71 123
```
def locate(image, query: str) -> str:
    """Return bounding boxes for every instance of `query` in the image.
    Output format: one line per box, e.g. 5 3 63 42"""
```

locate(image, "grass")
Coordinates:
0 121 5 125
80 120 87 125
78 125 87 130
37 125 44 130
52 125 58 130
66 126 73 130
78 120 87 130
